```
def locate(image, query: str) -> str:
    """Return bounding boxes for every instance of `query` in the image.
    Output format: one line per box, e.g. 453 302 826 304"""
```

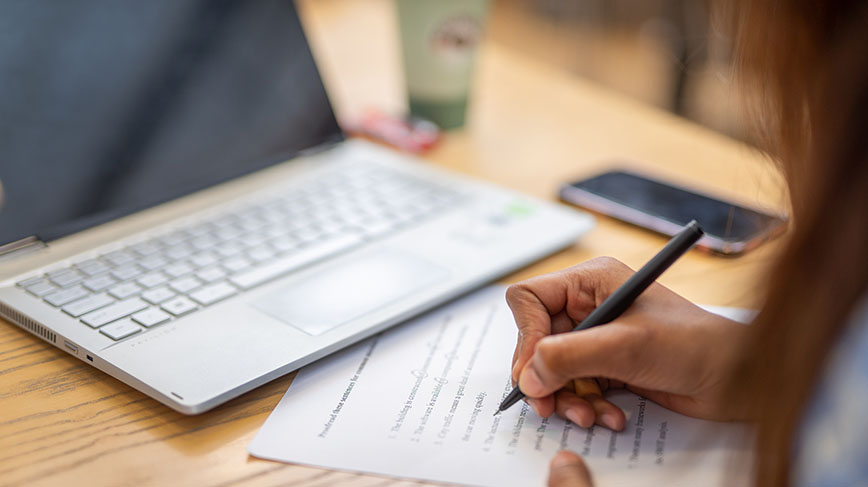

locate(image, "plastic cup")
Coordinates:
395 0 489 130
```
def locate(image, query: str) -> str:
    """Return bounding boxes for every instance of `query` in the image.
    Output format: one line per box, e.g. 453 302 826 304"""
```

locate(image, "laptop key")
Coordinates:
139 255 168 271
270 236 299 253
247 245 276 263
130 242 161 257
109 282 143 299
82 274 117 292
104 250 137 267
214 241 245 258
81 298 148 328
260 209 286 224
141 287 176 304
190 235 219 251
186 223 212 237
222 256 252 273
48 270 84 288
16 276 44 288
294 226 325 245
26 281 59 297
230 234 362 290
158 232 187 247
44 286 90 307
264 224 292 239
215 225 244 242
165 244 194 261
111 264 143 281
161 296 197 317
196 267 226 283
189 252 219 268
189 282 236 306
131 308 172 327
136 272 169 289
62 293 115 317
238 218 267 232
238 232 268 248
169 276 203 294
212 215 240 230
163 261 194 278
76 260 111 277
99 318 143 340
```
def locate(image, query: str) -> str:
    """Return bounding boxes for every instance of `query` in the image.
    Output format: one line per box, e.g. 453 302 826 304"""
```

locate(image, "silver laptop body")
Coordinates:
0 1 593 414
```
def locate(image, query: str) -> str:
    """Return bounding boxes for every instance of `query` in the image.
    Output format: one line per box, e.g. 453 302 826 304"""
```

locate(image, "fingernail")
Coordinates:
527 398 542 416
519 367 545 396
564 408 583 426
551 452 579 469
601 413 619 431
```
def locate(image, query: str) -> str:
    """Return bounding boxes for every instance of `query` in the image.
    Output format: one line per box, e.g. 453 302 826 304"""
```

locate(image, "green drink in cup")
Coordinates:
395 0 489 130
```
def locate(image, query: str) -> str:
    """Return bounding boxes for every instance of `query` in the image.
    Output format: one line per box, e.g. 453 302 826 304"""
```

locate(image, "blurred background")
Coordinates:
302 0 749 144
489 0 745 139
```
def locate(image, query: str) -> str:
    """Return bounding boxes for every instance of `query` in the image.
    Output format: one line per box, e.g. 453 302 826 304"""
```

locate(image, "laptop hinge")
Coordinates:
297 135 345 157
0 236 47 261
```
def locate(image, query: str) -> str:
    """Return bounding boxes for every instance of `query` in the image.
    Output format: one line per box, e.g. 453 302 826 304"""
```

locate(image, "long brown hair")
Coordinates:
724 1 868 485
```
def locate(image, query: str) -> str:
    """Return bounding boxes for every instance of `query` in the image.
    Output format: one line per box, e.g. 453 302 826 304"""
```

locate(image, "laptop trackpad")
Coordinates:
251 250 450 336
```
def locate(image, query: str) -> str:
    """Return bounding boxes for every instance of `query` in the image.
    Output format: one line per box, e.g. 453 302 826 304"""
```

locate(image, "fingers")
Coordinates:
506 280 564 381
512 310 574 382
548 451 593 487
507 258 633 381
506 278 566 379
526 395 556 419
554 390 625 431
553 390 594 427
519 324 647 398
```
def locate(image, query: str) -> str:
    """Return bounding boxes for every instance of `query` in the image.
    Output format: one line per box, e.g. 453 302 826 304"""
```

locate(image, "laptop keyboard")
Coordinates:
15 164 465 342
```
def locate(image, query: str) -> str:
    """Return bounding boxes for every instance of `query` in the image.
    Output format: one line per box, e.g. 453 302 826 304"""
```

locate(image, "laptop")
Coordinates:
0 1 593 414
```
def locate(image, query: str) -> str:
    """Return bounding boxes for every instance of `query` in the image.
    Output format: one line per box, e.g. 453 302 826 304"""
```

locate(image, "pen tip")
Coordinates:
493 410 501 417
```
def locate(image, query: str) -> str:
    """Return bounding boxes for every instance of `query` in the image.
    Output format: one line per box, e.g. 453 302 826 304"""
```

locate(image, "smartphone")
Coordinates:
559 169 787 255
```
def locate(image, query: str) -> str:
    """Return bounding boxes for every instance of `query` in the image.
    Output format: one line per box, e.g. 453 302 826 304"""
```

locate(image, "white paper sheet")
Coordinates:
249 286 753 486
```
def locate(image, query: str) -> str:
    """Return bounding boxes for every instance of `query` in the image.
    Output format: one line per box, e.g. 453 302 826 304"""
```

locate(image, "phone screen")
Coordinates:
567 171 784 242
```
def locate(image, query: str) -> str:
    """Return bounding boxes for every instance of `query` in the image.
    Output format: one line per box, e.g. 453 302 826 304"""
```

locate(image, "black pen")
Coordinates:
495 220 705 415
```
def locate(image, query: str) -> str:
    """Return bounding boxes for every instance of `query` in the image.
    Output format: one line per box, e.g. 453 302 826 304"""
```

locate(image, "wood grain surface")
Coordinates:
0 1 784 485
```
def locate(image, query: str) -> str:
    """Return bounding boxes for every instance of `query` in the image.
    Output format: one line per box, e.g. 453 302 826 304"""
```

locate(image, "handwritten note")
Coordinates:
249 286 753 486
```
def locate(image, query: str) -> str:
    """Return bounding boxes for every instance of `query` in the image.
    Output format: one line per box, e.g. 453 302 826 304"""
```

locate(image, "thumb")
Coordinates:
548 451 593 487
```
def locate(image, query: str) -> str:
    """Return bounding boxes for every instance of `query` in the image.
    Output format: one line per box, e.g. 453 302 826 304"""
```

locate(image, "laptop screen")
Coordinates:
0 1 343 248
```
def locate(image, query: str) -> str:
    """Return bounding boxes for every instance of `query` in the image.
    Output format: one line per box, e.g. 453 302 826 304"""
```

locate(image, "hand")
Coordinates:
507 257 749 430
548 451 593 487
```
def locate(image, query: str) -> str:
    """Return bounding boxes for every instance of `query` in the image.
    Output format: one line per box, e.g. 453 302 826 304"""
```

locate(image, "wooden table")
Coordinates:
0 1 784 485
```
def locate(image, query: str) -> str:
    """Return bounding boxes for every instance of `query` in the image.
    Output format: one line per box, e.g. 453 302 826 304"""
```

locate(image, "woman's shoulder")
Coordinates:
794 298 868 486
